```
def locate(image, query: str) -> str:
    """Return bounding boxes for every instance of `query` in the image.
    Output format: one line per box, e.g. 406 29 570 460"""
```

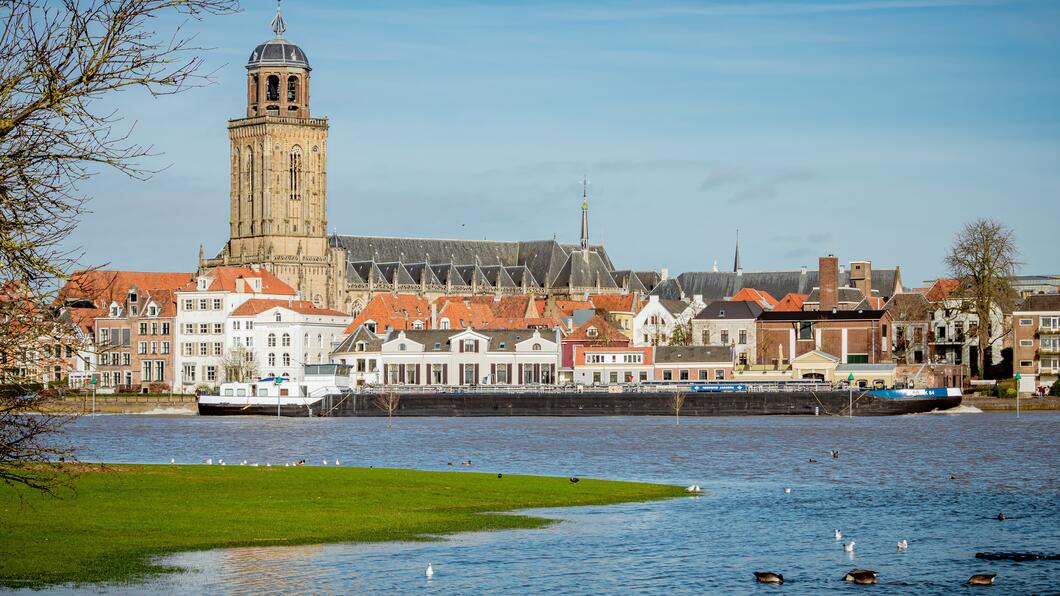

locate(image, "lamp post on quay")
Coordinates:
848 372 855 418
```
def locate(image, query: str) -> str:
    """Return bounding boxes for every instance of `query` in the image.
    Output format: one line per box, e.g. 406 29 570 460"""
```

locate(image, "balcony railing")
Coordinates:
1041 327 1060 335
1041 346 1060 355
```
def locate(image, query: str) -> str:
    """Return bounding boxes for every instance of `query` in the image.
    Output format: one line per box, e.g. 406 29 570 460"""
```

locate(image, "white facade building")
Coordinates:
229 299 351 383
632 294 706 346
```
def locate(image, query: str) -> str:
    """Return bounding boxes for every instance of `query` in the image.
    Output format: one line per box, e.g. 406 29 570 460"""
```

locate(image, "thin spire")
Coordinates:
580 175 590 251
733 229 741 272
271 0 287 38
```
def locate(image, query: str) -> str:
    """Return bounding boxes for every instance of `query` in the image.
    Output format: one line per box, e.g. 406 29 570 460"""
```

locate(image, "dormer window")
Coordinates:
434 342 441 350
275 312 282 322
365 321 377 333
128 290 137 303
440 318 450 330
412 320 424 330
499 342 506 349
398 343 406 352
355 341 366 352
719 310 725 318
586 327 598 338
147 305 158 317
109 304 121 317
198 278 208 290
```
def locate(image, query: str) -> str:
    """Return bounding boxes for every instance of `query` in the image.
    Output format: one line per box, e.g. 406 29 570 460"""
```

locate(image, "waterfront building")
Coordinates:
174 266 301 390
756 308 893 368
58 270 193 391
572 345 655 385
379 328 560 386
561 314 630 381
690 300 762 366
200 6 652 312
654 346 734 382
1012 294 1060 394
922 278 1007 377
586 293 644 338
632 295 706 346
885 292 933 365
329 325 382 386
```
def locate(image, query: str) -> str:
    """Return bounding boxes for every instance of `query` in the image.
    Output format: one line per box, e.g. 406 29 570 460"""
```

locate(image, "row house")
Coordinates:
922 278 1007 376
691 301 762 365
632 295 706 346
561 314 630 379
174 266 302 390
1013 294 1060 394
573 345 654 385
57 270 193 392
379 328 561 386
654 346 734 382
756 309 893 368
330 325 383 386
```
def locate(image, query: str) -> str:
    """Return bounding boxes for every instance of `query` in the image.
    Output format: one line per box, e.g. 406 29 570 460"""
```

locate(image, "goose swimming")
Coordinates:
753 572 783 584
968 573 996 586
843 569 877 584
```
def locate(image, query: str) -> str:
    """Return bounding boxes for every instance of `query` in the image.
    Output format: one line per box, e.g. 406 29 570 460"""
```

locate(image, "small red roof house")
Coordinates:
773 293 808 312
561 315 630 369
730 288 778 310
345 294 431 334
231 298 348 318
924 279 961 302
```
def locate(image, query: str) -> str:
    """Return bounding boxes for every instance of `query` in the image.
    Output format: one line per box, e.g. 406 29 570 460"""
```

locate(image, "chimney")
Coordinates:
430 302 438 329
819 254 839 312
850 260 872 300
660 268 669 281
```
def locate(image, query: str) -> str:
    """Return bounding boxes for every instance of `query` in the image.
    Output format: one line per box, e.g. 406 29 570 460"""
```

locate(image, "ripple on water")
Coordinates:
27 412 1060 594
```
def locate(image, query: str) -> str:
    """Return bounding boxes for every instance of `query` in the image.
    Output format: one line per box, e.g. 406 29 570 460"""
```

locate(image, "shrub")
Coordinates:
1050 382 1060 397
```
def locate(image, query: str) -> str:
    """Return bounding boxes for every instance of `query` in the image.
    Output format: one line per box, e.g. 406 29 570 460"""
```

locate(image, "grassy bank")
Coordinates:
0 465 683 588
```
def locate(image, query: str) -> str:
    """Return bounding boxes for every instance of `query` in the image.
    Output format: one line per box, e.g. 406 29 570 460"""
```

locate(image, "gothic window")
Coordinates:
287 76 298 102
289 146 302 201
266 75 280 101
244 146 255 234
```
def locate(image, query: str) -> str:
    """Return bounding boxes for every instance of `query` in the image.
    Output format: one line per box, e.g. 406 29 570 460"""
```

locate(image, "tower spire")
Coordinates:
580 175 590 251
271 0 287 38
733 229 741 272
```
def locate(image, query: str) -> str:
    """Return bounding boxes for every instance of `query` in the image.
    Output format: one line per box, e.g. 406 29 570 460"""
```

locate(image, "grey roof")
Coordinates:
551 250 619 289
248 38 310 70
651 269 901 302
504 266 540 288
658 298 690 316
329 235 619 291
480 265 519 289
655 345 734 364
377 262 417 286
805 287 868 304
386 329 554 352
455 265 493 289
1018 294 1060 312
694 300 763 320
332 326 383 354
403 262 443 286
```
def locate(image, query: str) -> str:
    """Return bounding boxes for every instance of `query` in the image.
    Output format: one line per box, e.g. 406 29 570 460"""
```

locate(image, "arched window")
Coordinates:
287 75 298 102
268 353 276 366
317 334 323 348
252 74 259 103
266 75 280 101
244 146 255 234
412 320 424 330
532 343 542 351
440 318 450 330
304 333 309 346
267 333 276 347
288 146 302 201
283 353 291 366
281 333 290 347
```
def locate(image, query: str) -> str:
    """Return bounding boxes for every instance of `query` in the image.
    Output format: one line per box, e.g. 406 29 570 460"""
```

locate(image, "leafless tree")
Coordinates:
373 389 400 429
0 0 239 493
944 219 1021 378
221 345 257 383
669 391 686 426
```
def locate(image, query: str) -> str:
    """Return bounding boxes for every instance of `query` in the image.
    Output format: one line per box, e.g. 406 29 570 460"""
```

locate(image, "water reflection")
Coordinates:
28 413 1060 594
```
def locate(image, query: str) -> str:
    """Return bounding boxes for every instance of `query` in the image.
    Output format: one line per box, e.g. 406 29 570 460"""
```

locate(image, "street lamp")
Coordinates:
848 372 855 418
1014 372 1021 419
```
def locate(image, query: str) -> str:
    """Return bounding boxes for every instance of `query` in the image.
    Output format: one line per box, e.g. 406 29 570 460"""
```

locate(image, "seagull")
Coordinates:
753 571 784 584
241 460 248 466
426 562 434 578
335 459 340 466
784 487 792 494
206 458 212 465
686 484 701 493
834 529 843 541
218 459 225 466
323 459 328 466
831 450 840 459
170 458 175 464
569 477 580 484
843 541 856 552
897 539 909 550
968 573 996 586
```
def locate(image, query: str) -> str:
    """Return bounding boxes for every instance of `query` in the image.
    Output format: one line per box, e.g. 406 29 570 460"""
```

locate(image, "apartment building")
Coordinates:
1013 294 1060 394
654 346 734 381
573 345 655 385
691 300 762 365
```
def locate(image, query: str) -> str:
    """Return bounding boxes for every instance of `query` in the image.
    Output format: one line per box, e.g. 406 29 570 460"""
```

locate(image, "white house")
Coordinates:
690 300 762 366
380 328 561 386
632 294 706 346
229 299 351 383
330 324 383 386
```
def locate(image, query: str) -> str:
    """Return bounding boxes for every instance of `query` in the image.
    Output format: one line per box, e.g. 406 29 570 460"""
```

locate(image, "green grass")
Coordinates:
0 464 684 588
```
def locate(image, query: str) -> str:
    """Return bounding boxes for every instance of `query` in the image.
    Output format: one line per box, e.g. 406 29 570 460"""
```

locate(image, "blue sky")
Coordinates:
73 0 1060 285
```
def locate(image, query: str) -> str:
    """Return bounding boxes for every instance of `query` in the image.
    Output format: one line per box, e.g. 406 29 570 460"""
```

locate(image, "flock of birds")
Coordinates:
193 458 341 467
750 448 1003 587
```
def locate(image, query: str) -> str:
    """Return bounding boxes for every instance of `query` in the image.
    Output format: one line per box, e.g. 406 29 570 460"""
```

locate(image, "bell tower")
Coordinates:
224 1 333 306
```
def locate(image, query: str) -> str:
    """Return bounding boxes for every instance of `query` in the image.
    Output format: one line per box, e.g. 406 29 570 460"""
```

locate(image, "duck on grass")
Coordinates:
0 464 685 589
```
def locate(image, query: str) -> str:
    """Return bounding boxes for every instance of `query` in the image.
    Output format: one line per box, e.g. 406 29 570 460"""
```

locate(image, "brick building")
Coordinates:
1013 294 1060 394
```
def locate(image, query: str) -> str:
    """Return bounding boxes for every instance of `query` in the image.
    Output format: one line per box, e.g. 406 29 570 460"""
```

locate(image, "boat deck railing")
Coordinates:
353 381 844 395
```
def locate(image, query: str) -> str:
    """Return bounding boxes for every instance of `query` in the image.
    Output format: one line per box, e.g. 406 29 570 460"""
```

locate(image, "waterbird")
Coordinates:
170 458 175 464
686 485 701 493
784 487 792 494
323 459 328 466
206 458 212 465
834 529 842 541
241 460 248 466
997 512 1006 521
425 562 434 578
843 569 877 585
753 572 784 584
831 450 840 459
497 473 503 478
335 459 340 466
897 539 909 550
809 458 819 463
570 477 580 484
843 541 856 553
266 463 271 467
447 461 453 466
968 574 996 586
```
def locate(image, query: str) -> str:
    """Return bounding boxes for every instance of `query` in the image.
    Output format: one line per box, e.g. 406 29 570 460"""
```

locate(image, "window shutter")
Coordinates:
533 363 540 383
507 364 512 385
474 363 479 384
518 364 523 385
399 365 405 383
459 341 464 353
491 363 496 382
443 365 448 385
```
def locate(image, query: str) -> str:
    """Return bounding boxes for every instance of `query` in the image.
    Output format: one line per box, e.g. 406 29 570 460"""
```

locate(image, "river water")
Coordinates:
29 411 1060 594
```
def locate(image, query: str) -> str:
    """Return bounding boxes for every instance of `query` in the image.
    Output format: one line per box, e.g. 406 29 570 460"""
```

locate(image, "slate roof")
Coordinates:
551 250 619 289
248 38 310 70
331 325 384 354
694 300 763 320
329 235 619 290
658 298 691 316
652 268 901 303
385 329 555 352
655 345 734 364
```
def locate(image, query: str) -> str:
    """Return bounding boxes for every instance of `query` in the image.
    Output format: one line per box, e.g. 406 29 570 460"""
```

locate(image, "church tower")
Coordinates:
223 2 336 306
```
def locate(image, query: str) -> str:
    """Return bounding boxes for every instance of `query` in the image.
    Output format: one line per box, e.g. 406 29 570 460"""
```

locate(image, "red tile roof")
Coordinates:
924 279 960 302
588 294 641 314
192 267 296 295
61 270 194 304
231 298 349 318
730 287 778 309
773 293 808 312
565 315 629 343
346 294 432 333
